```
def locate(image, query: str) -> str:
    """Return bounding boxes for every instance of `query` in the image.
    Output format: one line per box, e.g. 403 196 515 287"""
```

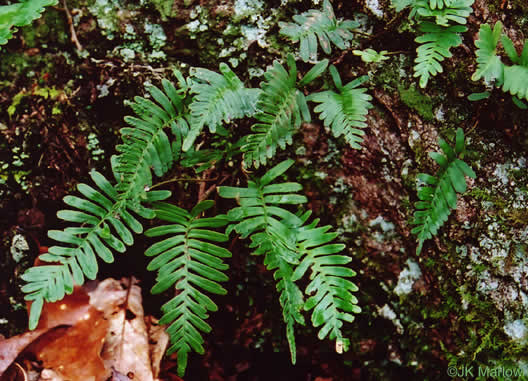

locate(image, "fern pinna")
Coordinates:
145 201 231 376
411 128 476 254
219 159 360 363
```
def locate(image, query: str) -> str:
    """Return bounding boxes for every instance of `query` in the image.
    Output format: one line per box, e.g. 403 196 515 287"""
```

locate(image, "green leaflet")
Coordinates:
145 201 231 376
411 128 476 254
309 65 372 149
0 0 57 47
278 0 358 62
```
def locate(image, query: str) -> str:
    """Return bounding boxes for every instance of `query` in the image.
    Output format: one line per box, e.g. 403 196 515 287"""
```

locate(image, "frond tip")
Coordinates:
411 128 476 254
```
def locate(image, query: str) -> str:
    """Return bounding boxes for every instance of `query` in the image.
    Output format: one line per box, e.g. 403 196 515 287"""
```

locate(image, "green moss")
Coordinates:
398 84 434 121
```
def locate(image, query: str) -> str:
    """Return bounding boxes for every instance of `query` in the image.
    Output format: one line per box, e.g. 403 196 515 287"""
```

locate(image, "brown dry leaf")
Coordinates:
0 330 49 375
89 277 158 381
145 317 170 379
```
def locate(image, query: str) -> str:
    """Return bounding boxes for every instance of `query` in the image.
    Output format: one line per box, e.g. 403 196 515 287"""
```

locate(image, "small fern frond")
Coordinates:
242 56 328 168
0 0 57 47
309 65 372 149
183 63 261 151
471 21 504 85
279 0 358 62
291 215 360 345
414 0 473 26
145 200 231 376
413 22 467 88
115 80 184 199
502 65 528 101
21 171 169 329
411 128 476 254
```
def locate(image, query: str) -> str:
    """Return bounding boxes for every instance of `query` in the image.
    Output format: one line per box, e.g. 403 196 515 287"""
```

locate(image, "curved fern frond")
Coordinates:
291 215 361 344
0 0 57 47
413 22 467 88
115 80 185 200
278 0 358 62
471 21 504 85
411 128 476 254
502 64 528 101
414 0 473 26
145 201 231 376
242 56 328 169
183 63 261 151
309 65 372 149
219 160 308 361
21 171 170 329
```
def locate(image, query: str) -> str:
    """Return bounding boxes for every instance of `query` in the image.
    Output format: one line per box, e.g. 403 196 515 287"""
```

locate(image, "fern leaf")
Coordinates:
183 63 260 151
411 128 476 254
21 171 168 329
0 0 57 47
278 0 358 62
145 200 231 376
291 215 361 344
503 65 528 101
471 22 504 84
309 65 372 149
413 22 467 88
415 0 473 26
115 81 184 200
241 56 314 169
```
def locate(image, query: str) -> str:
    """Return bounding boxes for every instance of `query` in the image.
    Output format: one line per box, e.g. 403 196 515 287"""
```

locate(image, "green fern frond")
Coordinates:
219 160 308 361
502 65 528 101
21 171 169 329
183 63 261 151
145 200 231 376
413 22 467 88
0 0 57 47
279 0 358 62
309 65 372 149
115 80 185 199
414 0 473 26
411 128 476 254
242 56 328 168
471 21 504 85
291 215 361 343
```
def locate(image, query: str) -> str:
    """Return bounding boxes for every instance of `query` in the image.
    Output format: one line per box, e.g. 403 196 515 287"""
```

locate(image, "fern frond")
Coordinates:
411 128 476 254
21 171 169 329
219 160 308 361
278 0 358 62
502 64 528 101
413 22 466 88
309 65 372 149
0 0 57 47
414 0 473 26
183 63 261 151
145 200 231 376
471 21 504 85
242 56 328 168
115 80 185 200
291 215 361 344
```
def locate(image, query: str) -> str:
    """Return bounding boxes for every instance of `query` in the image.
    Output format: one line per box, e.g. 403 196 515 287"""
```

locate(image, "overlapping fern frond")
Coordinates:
279 0 358 62
115 80 185 200
22 171 170 329
414 0 473 26
183 63 261 151
309 65 372 149
219 160 359 362
411 128 476 254
0 0 57 47
145 201 231 376
242 55 328 168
